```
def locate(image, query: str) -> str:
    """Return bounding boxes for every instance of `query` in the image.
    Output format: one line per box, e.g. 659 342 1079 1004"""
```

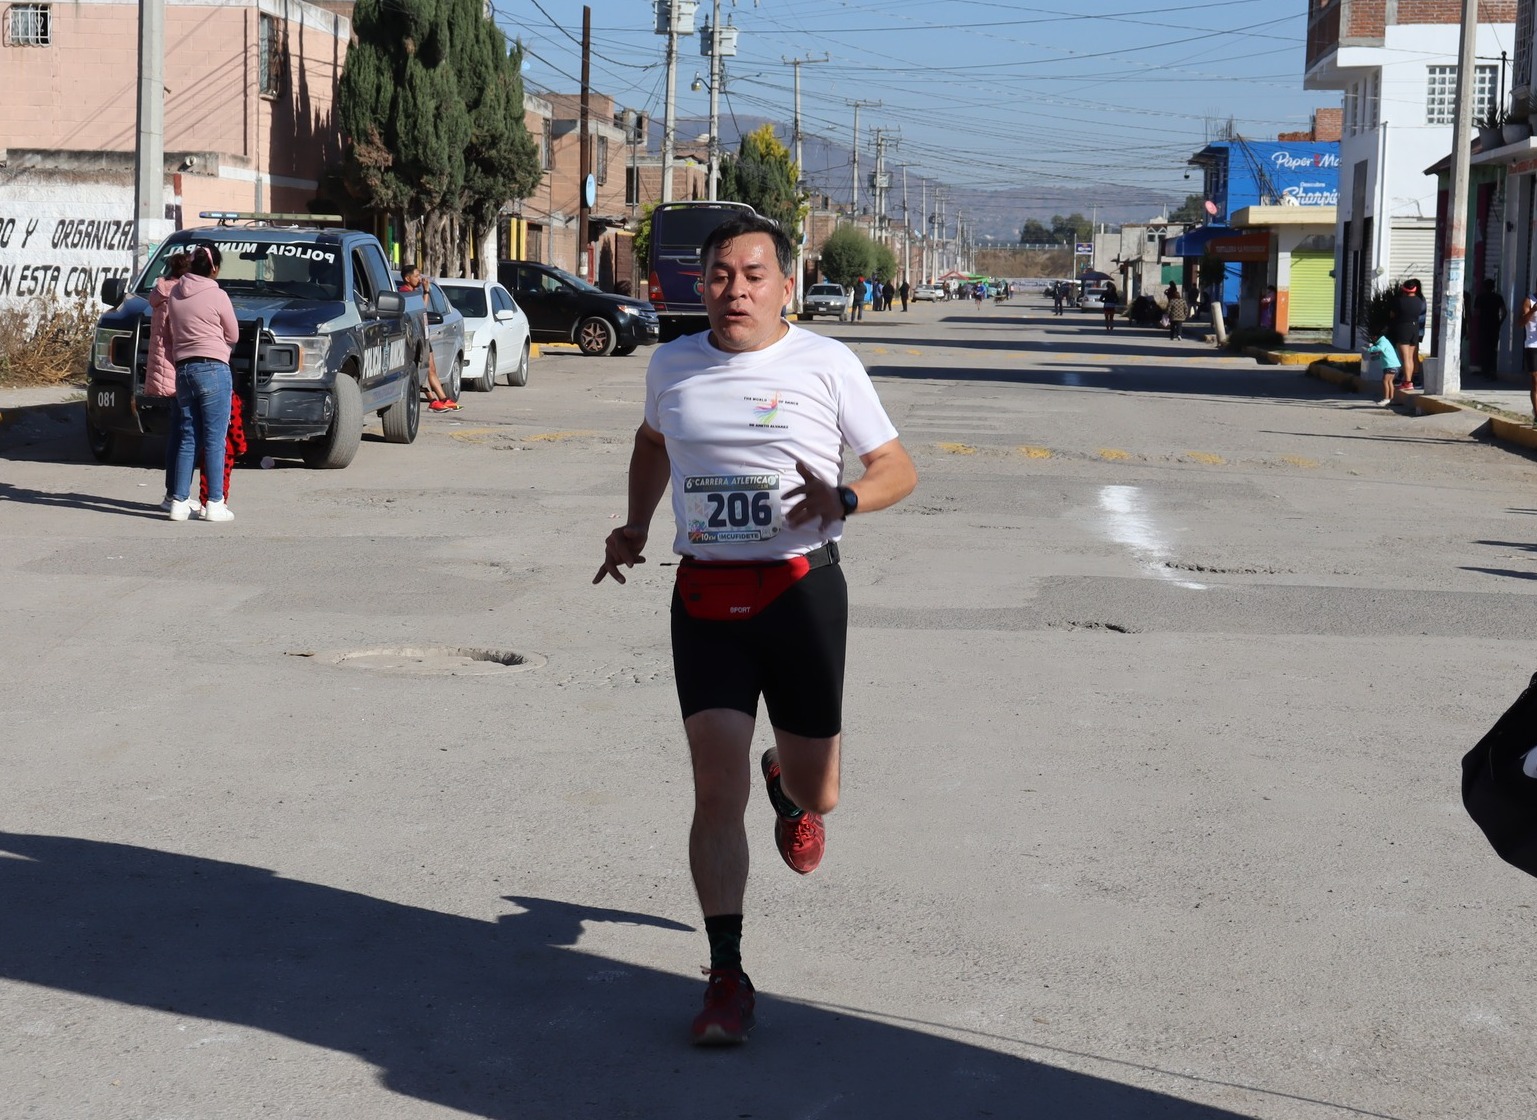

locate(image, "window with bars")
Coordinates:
257 13 285 97
1426 64 1496 125
7 4 51 45
596 136 609 186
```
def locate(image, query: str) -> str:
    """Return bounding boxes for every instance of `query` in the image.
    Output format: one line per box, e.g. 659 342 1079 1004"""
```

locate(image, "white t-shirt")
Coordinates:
644 324 900 561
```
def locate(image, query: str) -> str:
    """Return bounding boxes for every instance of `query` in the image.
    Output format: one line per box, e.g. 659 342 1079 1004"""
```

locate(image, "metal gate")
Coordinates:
1288 251 1335 330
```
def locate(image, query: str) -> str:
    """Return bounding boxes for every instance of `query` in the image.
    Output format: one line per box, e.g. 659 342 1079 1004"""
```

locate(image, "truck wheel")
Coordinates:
477 346 496 392
85 416 131 463
577 316 617 356
381 371 420 444
303 373 364 468
509 341 529 387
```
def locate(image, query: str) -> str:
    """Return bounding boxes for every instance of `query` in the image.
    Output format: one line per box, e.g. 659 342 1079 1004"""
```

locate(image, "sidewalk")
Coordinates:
1305 359 1537 452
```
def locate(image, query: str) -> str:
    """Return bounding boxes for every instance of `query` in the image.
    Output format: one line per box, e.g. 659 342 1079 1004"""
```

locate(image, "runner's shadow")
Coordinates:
0 832 1281 1118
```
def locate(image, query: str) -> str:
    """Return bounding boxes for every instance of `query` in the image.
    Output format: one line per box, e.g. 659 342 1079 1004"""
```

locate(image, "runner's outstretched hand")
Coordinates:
784 459 842 532
594 524 649 585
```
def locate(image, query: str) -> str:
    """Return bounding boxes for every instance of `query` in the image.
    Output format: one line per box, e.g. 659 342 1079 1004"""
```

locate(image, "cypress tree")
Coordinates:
719 124 803 245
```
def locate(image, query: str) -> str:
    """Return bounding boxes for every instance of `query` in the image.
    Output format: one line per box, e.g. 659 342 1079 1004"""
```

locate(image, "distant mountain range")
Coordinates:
657 115 1183 241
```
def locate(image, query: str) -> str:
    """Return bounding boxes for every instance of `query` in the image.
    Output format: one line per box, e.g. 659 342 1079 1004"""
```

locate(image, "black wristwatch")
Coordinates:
836 485 859 518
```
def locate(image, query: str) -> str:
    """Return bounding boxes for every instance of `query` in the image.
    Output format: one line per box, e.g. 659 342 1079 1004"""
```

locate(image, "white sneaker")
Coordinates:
161 494 202 513
200 500 234 522
166 499 194 521
1375 398 1392 407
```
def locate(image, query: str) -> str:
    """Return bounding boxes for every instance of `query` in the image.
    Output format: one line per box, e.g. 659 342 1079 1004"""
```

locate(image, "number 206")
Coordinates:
706 491 773 528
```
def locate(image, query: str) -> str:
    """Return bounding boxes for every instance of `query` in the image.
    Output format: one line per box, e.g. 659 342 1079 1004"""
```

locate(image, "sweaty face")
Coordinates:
703 233 794 353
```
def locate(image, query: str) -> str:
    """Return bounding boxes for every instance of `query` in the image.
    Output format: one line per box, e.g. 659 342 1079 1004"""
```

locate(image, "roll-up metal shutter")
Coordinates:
1288 252 1336 329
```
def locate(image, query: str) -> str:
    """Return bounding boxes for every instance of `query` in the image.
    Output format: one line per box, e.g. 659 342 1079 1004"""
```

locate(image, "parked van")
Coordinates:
646 200 757 340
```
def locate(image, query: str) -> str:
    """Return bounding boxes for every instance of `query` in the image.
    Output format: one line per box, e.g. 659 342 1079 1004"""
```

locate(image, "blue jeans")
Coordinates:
172 359 232 503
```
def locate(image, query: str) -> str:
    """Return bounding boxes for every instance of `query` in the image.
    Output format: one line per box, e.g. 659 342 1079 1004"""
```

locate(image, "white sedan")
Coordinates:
436 279 532 390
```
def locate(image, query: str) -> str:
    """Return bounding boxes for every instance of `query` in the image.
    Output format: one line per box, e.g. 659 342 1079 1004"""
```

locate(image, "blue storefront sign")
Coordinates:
1209 141 1340 222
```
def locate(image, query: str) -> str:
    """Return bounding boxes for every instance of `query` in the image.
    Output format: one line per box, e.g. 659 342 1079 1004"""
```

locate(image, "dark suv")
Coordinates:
497 261 659 356
88 214 423 469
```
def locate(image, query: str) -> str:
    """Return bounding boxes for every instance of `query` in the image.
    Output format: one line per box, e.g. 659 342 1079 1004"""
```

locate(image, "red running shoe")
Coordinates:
761 749 825 874
691 968 755 1045
428 399 452 412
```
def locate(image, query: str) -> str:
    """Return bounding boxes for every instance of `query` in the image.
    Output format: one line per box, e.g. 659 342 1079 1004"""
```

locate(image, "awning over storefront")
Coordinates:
1167 225 1235 257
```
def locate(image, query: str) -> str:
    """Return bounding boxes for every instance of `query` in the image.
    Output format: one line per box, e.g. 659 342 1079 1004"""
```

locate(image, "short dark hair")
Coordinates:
700 213 792 276
401 264 422 280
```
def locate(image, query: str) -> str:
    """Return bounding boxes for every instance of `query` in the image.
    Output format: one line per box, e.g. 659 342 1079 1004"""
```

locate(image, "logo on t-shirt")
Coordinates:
747 391 793 429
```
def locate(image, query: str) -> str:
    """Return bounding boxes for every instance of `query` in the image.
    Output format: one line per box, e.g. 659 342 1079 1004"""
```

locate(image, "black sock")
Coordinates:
765 766 805 821
704 914 743 971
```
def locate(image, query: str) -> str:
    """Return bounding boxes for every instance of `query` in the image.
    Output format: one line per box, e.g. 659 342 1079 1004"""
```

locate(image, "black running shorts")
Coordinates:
670 562 848 739
1525 346 1537 374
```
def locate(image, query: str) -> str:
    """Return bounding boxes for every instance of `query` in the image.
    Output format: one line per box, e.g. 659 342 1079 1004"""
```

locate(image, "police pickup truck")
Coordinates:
87 213 423 469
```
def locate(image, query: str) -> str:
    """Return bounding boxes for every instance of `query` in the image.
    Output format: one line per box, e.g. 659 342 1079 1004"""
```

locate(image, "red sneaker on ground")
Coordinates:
429 399 451 411
691 968 755 1045
761 748 825 875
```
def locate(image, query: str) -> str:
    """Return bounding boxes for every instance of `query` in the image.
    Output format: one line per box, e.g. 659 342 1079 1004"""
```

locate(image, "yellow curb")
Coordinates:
1185 451 1225 465
1486 416 1537 451
1097 448 1130 461
1017 445 1052 459
936 441 977 455
1410 395 1462 416
529 343 578 358
1306 360 1363 392
1251 347 1361 367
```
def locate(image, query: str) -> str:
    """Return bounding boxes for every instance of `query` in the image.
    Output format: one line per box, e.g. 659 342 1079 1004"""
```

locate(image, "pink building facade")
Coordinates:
1 0 349 306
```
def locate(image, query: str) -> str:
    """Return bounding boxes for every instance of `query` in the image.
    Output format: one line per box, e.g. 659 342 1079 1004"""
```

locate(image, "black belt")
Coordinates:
175 356 223 367
680 541 840 568
804 541 840 568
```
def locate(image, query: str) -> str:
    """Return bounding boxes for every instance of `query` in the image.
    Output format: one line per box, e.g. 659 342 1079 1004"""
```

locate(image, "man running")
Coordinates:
593 213 917 1046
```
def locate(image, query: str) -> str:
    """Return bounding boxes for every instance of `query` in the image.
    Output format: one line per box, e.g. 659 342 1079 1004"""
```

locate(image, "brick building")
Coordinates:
1305 0 1516 347
0 0 350 308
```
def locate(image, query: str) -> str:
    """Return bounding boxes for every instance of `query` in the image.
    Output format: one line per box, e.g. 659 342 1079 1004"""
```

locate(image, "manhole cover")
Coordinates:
298 646 545 676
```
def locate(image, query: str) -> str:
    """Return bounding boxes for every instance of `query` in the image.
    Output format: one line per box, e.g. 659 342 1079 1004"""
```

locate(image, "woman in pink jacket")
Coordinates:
164 243 239 522
145 251 191 511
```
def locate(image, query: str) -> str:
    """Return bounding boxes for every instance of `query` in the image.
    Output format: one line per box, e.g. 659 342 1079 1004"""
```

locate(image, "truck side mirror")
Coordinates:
101 277 127 306
373 290 405 315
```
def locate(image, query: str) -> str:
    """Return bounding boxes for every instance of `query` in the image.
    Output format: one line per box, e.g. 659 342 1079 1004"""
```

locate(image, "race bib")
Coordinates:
684 473 781 544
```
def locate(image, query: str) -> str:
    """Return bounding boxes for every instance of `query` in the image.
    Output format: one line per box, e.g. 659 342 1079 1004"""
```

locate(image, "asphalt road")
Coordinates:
3 298 1535 1120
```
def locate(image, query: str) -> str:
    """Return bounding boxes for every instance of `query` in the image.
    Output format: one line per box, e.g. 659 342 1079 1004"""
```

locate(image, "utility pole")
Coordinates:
934 187 948 274
577 5 592 278
847 99 879 218
920 177 928 282
659 2 679 204
783 53 827 309
705 0 722 201
1431 0 1478 393
901 164 909 282
133 0 166 275
871 129 894 248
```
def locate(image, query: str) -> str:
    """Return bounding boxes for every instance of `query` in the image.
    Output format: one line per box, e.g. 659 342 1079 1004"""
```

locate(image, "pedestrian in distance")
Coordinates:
145 250 193 513
972 282 985 307
1258 284 1277 331
1101 281 1119 332
1520 290 1537 423
884 279 897 311
1052 282 1065 316
164 243 237 522
1473 278 1507 377
593 212 918 1047
1388 279 1426 390
1365 333 1401 406
851 274 867 321
400 266 460 412
899 278 910 311
1166 289 1190 341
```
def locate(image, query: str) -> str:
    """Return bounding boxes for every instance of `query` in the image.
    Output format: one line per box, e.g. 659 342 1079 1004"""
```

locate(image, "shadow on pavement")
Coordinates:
0 481 167 518
0 399 103 465
0 832 1290 1119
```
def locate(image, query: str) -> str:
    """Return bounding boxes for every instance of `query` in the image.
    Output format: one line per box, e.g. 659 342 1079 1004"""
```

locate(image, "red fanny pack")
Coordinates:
676 556 813 622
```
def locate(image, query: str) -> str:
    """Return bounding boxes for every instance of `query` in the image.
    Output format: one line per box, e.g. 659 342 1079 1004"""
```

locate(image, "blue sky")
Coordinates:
494 0 1337 214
